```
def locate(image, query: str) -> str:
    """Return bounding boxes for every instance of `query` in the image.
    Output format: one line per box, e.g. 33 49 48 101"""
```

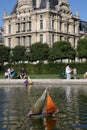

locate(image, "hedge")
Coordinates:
1 62 87 75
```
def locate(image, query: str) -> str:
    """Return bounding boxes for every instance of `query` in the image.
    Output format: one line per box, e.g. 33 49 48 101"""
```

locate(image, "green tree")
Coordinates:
49 41 76 62
12 46 27 63
77 38 87 60
30 42 49 62
0 45 10 65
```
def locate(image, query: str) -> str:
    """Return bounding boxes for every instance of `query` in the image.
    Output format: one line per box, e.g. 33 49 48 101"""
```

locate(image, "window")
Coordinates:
29 21 31 31
67 37 70 42
8 38 11 47
40 34 43 43
73 38 76 48
18 23 20 32
29 36 32 46
60 36 63 41
29 17 31 20
67 23 69 33
23 22 26 32
74 24 75 34
52 34 54 44
52 20 54 30
40 20 43 29
23 36 26 46
18 37 20 46
60 22 62 31
8 25 11 33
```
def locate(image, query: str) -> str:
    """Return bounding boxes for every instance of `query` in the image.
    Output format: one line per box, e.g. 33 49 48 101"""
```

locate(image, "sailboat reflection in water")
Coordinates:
28 88 59 118
46 117 57 130
28 116 58 130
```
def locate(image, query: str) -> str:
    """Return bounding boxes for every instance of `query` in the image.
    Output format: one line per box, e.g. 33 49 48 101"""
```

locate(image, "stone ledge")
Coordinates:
0 79 87 86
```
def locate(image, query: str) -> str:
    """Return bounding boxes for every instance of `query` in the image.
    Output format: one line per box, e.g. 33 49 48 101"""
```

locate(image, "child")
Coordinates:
73 68 77 79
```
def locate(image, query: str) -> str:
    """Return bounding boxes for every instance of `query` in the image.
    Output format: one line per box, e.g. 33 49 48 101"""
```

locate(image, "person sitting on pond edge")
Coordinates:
20 67 27 79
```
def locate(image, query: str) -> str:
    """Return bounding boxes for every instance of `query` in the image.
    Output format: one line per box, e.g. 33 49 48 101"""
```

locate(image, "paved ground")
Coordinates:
0 79 87 86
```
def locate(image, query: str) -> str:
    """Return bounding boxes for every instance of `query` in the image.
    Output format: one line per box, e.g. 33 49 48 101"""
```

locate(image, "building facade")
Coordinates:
0 27 4 44
3 0 83 48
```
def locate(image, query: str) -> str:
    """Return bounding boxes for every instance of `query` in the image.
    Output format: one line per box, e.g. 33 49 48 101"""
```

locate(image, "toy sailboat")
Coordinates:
28 89 59 118
24 76 33 87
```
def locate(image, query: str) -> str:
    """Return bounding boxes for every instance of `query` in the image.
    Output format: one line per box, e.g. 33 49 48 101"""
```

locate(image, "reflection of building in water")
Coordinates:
0 88 16 129
30 118 45 130
66 86 79 124
29 117 57 130
73 87 79 124
66 86 72 111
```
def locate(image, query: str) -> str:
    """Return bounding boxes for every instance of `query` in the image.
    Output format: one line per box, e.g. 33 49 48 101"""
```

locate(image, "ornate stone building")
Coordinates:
3 0 83 48
0 27 4 44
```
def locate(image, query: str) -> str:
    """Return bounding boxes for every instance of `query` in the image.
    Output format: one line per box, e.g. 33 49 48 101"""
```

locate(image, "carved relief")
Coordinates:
55 1 71 14
17 0 34 13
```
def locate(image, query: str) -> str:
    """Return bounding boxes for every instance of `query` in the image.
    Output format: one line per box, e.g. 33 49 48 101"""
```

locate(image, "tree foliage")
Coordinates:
30 42 49 62
49 41 76 61
0 45 10 65
77 38 87 59
12 46 27 63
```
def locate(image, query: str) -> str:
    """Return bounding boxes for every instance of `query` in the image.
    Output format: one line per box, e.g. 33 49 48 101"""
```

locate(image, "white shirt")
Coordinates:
66 66 71 74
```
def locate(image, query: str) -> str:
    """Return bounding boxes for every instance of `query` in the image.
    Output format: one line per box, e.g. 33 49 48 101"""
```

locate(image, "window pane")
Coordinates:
18 23 20 32
18 37 20 45
29 22 31 31
23 36 26 46
8 25 11 33
52 20 54 29
29 36 31 46
8 38 11 47
40 20 43 29
40 34 43 42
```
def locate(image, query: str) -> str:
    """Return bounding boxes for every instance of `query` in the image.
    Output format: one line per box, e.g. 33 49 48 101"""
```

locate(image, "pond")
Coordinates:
0 85 87 130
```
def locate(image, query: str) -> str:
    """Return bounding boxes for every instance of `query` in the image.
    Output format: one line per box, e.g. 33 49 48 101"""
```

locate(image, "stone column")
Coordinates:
57 20 60 32
75 22 79 34
61 22 64 33
46 33 51 46
69 37 73 47
46 14 51 30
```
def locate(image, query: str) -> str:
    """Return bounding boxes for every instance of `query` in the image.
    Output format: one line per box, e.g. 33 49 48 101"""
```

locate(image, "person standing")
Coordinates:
84 72 87 79
73 68 77 79
65 65 72 79
7 68 11 78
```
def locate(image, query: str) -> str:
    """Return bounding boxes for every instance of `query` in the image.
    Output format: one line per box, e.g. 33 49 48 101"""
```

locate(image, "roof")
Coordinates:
10 0 87 33
39 0 58 9
79 21 87 33
11 2 18 14
11 0 58 14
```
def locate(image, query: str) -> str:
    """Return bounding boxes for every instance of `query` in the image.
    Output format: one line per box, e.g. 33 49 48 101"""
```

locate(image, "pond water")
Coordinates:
0 85 87 130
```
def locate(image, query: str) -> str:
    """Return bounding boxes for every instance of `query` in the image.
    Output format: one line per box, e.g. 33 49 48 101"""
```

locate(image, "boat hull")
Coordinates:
29 113 57 119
